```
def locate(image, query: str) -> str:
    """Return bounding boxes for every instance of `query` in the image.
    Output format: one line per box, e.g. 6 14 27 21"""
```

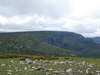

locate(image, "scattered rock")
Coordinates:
24 66 28 70
19 61 25 64
10 60 14 63
25 58 33 64
1 64 6 67
66 68 73 73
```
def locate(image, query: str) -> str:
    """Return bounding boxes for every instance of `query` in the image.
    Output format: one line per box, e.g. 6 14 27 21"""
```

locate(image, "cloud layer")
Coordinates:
0 0 100 37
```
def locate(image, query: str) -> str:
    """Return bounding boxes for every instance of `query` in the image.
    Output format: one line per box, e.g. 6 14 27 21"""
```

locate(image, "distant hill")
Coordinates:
90 37 100 44
0 31 100 58
30 31 100 58
0 33 74 57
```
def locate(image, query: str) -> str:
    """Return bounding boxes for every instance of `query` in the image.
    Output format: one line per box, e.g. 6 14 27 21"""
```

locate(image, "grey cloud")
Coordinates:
0 0 100 37
0 0 69 18
75 24 98 33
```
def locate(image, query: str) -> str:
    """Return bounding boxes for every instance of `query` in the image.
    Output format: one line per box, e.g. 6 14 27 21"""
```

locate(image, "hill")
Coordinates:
30 31 100 57
90 37 100 44
0 31 100 57
0 33 74 57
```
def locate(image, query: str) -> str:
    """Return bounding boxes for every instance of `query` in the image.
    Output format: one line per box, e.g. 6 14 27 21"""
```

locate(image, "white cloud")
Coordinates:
69 0 100 17
0 16 8 24
9 16 33 24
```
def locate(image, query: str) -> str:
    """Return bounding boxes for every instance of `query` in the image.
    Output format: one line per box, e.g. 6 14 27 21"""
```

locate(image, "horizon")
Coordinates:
0 30 98 38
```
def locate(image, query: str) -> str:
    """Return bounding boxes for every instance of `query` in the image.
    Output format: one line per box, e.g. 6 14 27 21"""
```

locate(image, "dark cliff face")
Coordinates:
0 31 100 58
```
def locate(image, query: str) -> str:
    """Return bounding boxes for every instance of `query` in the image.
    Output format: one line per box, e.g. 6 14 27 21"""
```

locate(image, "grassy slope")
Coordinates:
0 33 74 57
28 31 100 58
0 31 100 57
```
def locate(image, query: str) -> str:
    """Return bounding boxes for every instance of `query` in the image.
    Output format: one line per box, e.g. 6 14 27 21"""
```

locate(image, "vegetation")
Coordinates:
0 33 74 57
0 31 100 58
31 31 100 58
0 56 100 75
90 37 100 44
0 31 100 57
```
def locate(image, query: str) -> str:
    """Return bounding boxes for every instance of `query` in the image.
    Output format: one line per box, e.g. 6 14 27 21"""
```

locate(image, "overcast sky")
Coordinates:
0 0 100 37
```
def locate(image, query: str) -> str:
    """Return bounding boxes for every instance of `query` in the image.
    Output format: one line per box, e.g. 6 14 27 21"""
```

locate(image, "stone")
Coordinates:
24 66 28 70
86 68 90 74
1 64 6 67
44 60 49 63
8 72 12 75
25 58 33 64
32 66 37 70
10 60 14 63
82 61 86 65
66 68 73 73
33 61 37 64
19 61 25 64
36 66 48 71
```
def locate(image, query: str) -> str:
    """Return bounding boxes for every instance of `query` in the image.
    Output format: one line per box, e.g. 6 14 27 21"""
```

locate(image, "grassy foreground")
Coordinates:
0 55 100 75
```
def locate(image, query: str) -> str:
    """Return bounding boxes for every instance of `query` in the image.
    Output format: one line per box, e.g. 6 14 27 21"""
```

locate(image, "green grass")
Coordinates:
72 57 100 64
0 57 100 75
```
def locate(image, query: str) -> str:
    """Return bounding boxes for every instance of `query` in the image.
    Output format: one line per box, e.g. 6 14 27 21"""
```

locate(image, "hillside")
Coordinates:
90 37 100 44
0 31 100 57
0 33 74 57
31 31 100 57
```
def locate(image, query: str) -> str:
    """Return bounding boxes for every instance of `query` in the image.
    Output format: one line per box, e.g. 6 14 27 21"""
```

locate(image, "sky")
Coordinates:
0 0 100 37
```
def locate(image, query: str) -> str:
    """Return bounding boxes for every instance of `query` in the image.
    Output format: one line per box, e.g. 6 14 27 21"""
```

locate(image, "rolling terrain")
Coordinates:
90 37 100 44
0 31 100 57
0 33 74 57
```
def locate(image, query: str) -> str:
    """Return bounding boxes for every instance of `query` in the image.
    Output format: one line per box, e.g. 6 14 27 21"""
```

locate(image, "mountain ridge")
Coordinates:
0 33 74 57
0 31 100 58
